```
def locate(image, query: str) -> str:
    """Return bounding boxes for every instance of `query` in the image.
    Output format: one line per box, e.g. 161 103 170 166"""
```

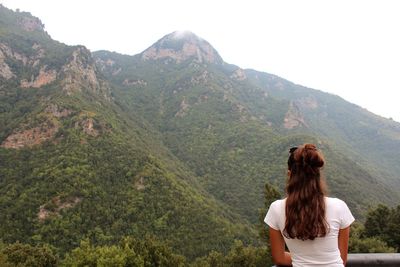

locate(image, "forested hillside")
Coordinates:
0 5 255 260
1 4 400 266
93 32 400 219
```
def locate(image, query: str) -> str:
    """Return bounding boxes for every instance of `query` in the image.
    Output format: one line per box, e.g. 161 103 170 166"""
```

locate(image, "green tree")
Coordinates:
349 222 395 253
62 238 144 267
122 236 186 267
190 240 272 267
364 204 391 239
386 205 400 251
190 250 226 267
62 237 186 267
364 204 400 251
0 242 58 267
225 240 270 267
259 182 281 242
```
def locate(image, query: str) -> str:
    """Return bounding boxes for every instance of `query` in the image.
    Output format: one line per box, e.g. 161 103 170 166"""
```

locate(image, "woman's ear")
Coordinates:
287 170 291 177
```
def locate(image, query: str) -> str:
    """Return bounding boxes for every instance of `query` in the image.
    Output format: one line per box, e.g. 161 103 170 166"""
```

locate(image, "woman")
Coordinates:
264 144 354 267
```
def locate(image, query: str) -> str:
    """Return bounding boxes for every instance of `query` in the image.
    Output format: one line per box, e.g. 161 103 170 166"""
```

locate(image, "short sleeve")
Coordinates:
340 200 355 229
264 200 281 230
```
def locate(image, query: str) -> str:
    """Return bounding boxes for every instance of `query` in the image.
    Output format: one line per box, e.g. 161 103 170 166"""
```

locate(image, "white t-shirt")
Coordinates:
264 197 355 267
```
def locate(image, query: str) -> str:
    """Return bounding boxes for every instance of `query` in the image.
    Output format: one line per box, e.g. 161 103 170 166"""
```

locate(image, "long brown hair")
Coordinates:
284 143 328 240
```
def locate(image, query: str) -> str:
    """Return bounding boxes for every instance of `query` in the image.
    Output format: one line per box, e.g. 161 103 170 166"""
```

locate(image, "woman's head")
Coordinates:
287 143 325 191
284 143 328 240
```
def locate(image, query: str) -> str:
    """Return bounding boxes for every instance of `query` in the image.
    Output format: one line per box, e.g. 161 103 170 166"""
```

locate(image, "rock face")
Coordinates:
0 41 112 98
20 66 57 88
0 106 107 149
134 176 146 190
0 43 26 79
45 104 73 118
0 42 49 83
283 97 318 129
283 101 307 129
38 196 82 221
190 70 209 85
0 48 15 79
95 56 121 76
0 42 44 67
1 121 59 149
123 79 147 87
75 117 99 137
0 34 112 150
61 47 100 93
141 31 224 64
230 68 247 81
18 15 45 32
297 96 318 110
61 47 112 100
175 97 190 117
1 105 73 149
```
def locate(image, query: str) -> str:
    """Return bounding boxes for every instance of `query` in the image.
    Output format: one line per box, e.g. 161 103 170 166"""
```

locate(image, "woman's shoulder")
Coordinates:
325 196 349 208
270 198 287 208
325 197 355 227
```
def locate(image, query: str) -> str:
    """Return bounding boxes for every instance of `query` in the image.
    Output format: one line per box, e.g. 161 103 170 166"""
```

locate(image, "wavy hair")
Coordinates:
284 143 329 240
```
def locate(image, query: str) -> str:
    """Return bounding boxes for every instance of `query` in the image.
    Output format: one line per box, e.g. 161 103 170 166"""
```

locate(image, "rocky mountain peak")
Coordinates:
17 14 44 32
0 5 45 33
141 31 224 64
60 46 112 100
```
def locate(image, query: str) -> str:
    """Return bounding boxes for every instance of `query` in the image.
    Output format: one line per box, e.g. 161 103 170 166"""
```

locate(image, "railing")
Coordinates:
347 253 400 267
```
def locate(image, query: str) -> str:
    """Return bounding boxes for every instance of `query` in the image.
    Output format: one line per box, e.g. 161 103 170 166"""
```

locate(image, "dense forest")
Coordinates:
1 186 399 266
1 4 400 266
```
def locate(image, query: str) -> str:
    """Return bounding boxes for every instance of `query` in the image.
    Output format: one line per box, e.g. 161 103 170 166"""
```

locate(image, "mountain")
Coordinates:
244 69 400 188
141 31 223 65
1 5 400 261
0 6 255 260
93 31 400 220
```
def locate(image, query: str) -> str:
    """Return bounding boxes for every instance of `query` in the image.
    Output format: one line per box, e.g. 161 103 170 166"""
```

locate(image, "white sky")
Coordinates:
1 0 400 122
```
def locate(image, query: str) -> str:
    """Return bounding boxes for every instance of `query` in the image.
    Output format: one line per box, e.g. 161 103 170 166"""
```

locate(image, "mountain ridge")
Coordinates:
92 44 400 220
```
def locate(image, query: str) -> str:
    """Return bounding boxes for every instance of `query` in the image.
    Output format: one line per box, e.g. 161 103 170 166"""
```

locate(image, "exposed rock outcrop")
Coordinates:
141 31 223 64
230 68 247 81
297 96 318 110
175 97 190 117
0 43 29 65
283 101 307 129
18 15 45 32
0 42 45 79
60 47 112 100
45 104 73 118
61 47 100 94
134 176 146 190
38 196 82 221
1 120 59 149
0 104 75 149
75 117 100 137
123 79 147 86
20 66 57 88
191 70 209 85
0 48 15 79
78 118 99 137
195 94 209 105
94 57 121 76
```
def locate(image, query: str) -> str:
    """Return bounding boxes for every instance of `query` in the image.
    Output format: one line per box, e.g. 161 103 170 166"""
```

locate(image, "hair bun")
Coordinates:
294 143 324 171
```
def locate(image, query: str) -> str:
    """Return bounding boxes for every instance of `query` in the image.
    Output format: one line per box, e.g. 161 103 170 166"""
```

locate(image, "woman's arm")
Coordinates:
338 226 351 265
269 228 292 266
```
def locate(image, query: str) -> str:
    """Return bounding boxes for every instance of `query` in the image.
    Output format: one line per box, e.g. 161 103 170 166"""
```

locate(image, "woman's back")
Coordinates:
264 144 354 267
265 197 354 267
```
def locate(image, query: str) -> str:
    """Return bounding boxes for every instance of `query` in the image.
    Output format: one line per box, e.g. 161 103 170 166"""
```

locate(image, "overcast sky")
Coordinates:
2 0 399 122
